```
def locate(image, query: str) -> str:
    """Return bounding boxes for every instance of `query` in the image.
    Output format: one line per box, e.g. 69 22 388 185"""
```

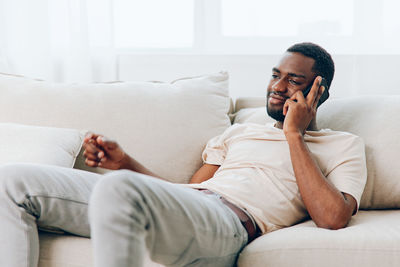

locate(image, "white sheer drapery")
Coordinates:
0 0 116 82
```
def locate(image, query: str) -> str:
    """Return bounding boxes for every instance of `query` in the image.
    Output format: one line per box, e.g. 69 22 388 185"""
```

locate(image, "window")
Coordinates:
113 0 194 49
111 0 400 54
222 0 353 37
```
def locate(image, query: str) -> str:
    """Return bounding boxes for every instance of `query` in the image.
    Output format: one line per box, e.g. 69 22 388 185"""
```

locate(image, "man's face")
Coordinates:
266 52 316 122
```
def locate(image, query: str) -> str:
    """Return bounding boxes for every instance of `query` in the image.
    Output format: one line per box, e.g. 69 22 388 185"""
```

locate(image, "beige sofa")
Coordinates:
0 72 399 267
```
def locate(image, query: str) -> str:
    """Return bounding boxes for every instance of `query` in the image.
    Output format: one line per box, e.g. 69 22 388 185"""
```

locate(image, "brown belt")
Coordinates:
197 189 261 243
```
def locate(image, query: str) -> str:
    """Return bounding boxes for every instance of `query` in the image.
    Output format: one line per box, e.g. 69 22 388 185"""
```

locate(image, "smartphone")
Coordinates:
302 77 329 107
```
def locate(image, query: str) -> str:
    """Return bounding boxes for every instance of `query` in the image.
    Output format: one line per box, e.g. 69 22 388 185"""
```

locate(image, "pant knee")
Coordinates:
0 163 27 179
91 171 136 199
0 163 32 199
89 171 148 222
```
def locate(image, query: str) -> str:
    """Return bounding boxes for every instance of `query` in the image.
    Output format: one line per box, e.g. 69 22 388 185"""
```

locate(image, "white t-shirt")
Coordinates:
185 123 367 234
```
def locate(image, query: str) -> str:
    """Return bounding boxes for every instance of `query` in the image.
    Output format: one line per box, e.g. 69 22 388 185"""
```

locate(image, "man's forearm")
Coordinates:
120 154 165 181
285 132 353 229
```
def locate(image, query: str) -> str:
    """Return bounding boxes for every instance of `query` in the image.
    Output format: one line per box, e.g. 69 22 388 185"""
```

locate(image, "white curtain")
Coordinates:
0 0 116 82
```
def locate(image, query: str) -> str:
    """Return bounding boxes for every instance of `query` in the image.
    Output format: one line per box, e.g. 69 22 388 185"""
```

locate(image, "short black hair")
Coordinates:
286 42 335 88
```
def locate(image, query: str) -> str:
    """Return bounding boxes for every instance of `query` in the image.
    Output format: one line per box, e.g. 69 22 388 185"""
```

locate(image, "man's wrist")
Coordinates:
119 153 134 170
284 130 304 142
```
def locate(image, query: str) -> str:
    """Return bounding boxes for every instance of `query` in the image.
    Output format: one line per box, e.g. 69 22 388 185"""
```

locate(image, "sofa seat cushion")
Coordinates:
39 232 93 267
38 232 164 267
40 210 400 267
237 210 400 267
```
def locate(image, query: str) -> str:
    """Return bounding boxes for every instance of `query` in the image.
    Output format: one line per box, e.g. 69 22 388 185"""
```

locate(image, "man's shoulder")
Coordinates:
308 128 365 151
310 128 361 138
216 122 275 141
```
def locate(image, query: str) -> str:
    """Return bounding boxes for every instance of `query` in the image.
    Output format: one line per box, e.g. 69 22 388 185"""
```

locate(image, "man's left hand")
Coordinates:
283 76 325 135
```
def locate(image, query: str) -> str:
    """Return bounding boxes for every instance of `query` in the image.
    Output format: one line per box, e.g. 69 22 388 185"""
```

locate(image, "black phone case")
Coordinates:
302 77 329 107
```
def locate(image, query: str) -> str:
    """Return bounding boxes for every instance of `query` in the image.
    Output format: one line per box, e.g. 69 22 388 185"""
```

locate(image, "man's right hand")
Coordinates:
83 133 127 170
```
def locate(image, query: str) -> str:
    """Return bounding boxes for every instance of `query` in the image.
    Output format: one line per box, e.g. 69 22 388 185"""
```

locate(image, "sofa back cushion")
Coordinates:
0 72 231 183
232 95 400 209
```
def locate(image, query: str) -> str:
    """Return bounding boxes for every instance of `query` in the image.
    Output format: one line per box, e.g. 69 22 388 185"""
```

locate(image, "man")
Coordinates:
87 42 366 266
0 42 366 267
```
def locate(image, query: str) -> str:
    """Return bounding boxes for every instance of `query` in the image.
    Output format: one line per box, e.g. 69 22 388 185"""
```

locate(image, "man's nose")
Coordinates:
272 79 287 93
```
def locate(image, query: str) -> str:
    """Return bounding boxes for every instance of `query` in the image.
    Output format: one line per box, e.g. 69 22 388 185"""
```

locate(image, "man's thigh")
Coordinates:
0 163 102 236
92 171 248 266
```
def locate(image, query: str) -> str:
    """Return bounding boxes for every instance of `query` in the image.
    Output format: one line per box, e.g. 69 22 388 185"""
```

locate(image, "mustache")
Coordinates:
266 91 289 99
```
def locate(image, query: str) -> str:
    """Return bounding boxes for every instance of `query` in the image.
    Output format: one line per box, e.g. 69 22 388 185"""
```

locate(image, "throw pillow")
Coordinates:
0 123 86 168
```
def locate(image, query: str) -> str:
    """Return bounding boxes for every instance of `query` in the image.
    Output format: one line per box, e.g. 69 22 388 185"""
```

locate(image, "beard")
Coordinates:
266 104 285 122
266 95 285 122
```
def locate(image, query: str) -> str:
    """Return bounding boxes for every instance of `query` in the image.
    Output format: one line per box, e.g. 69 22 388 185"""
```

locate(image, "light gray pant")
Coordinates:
90 170 248 267
0 163 101 267
0 163 248 267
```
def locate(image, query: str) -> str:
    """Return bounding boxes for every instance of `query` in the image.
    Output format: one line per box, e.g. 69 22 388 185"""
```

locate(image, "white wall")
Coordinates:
118 54 400 100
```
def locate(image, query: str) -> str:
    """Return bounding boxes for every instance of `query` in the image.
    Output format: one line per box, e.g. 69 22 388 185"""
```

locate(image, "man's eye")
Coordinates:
271 74 279 79
289 80 300 85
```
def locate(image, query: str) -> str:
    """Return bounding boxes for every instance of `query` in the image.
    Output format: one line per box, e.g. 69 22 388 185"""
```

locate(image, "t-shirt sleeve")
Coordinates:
202 124 241 165
326 135 367 213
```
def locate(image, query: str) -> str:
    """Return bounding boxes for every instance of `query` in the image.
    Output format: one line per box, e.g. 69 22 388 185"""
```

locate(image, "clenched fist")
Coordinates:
82 133 127 170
